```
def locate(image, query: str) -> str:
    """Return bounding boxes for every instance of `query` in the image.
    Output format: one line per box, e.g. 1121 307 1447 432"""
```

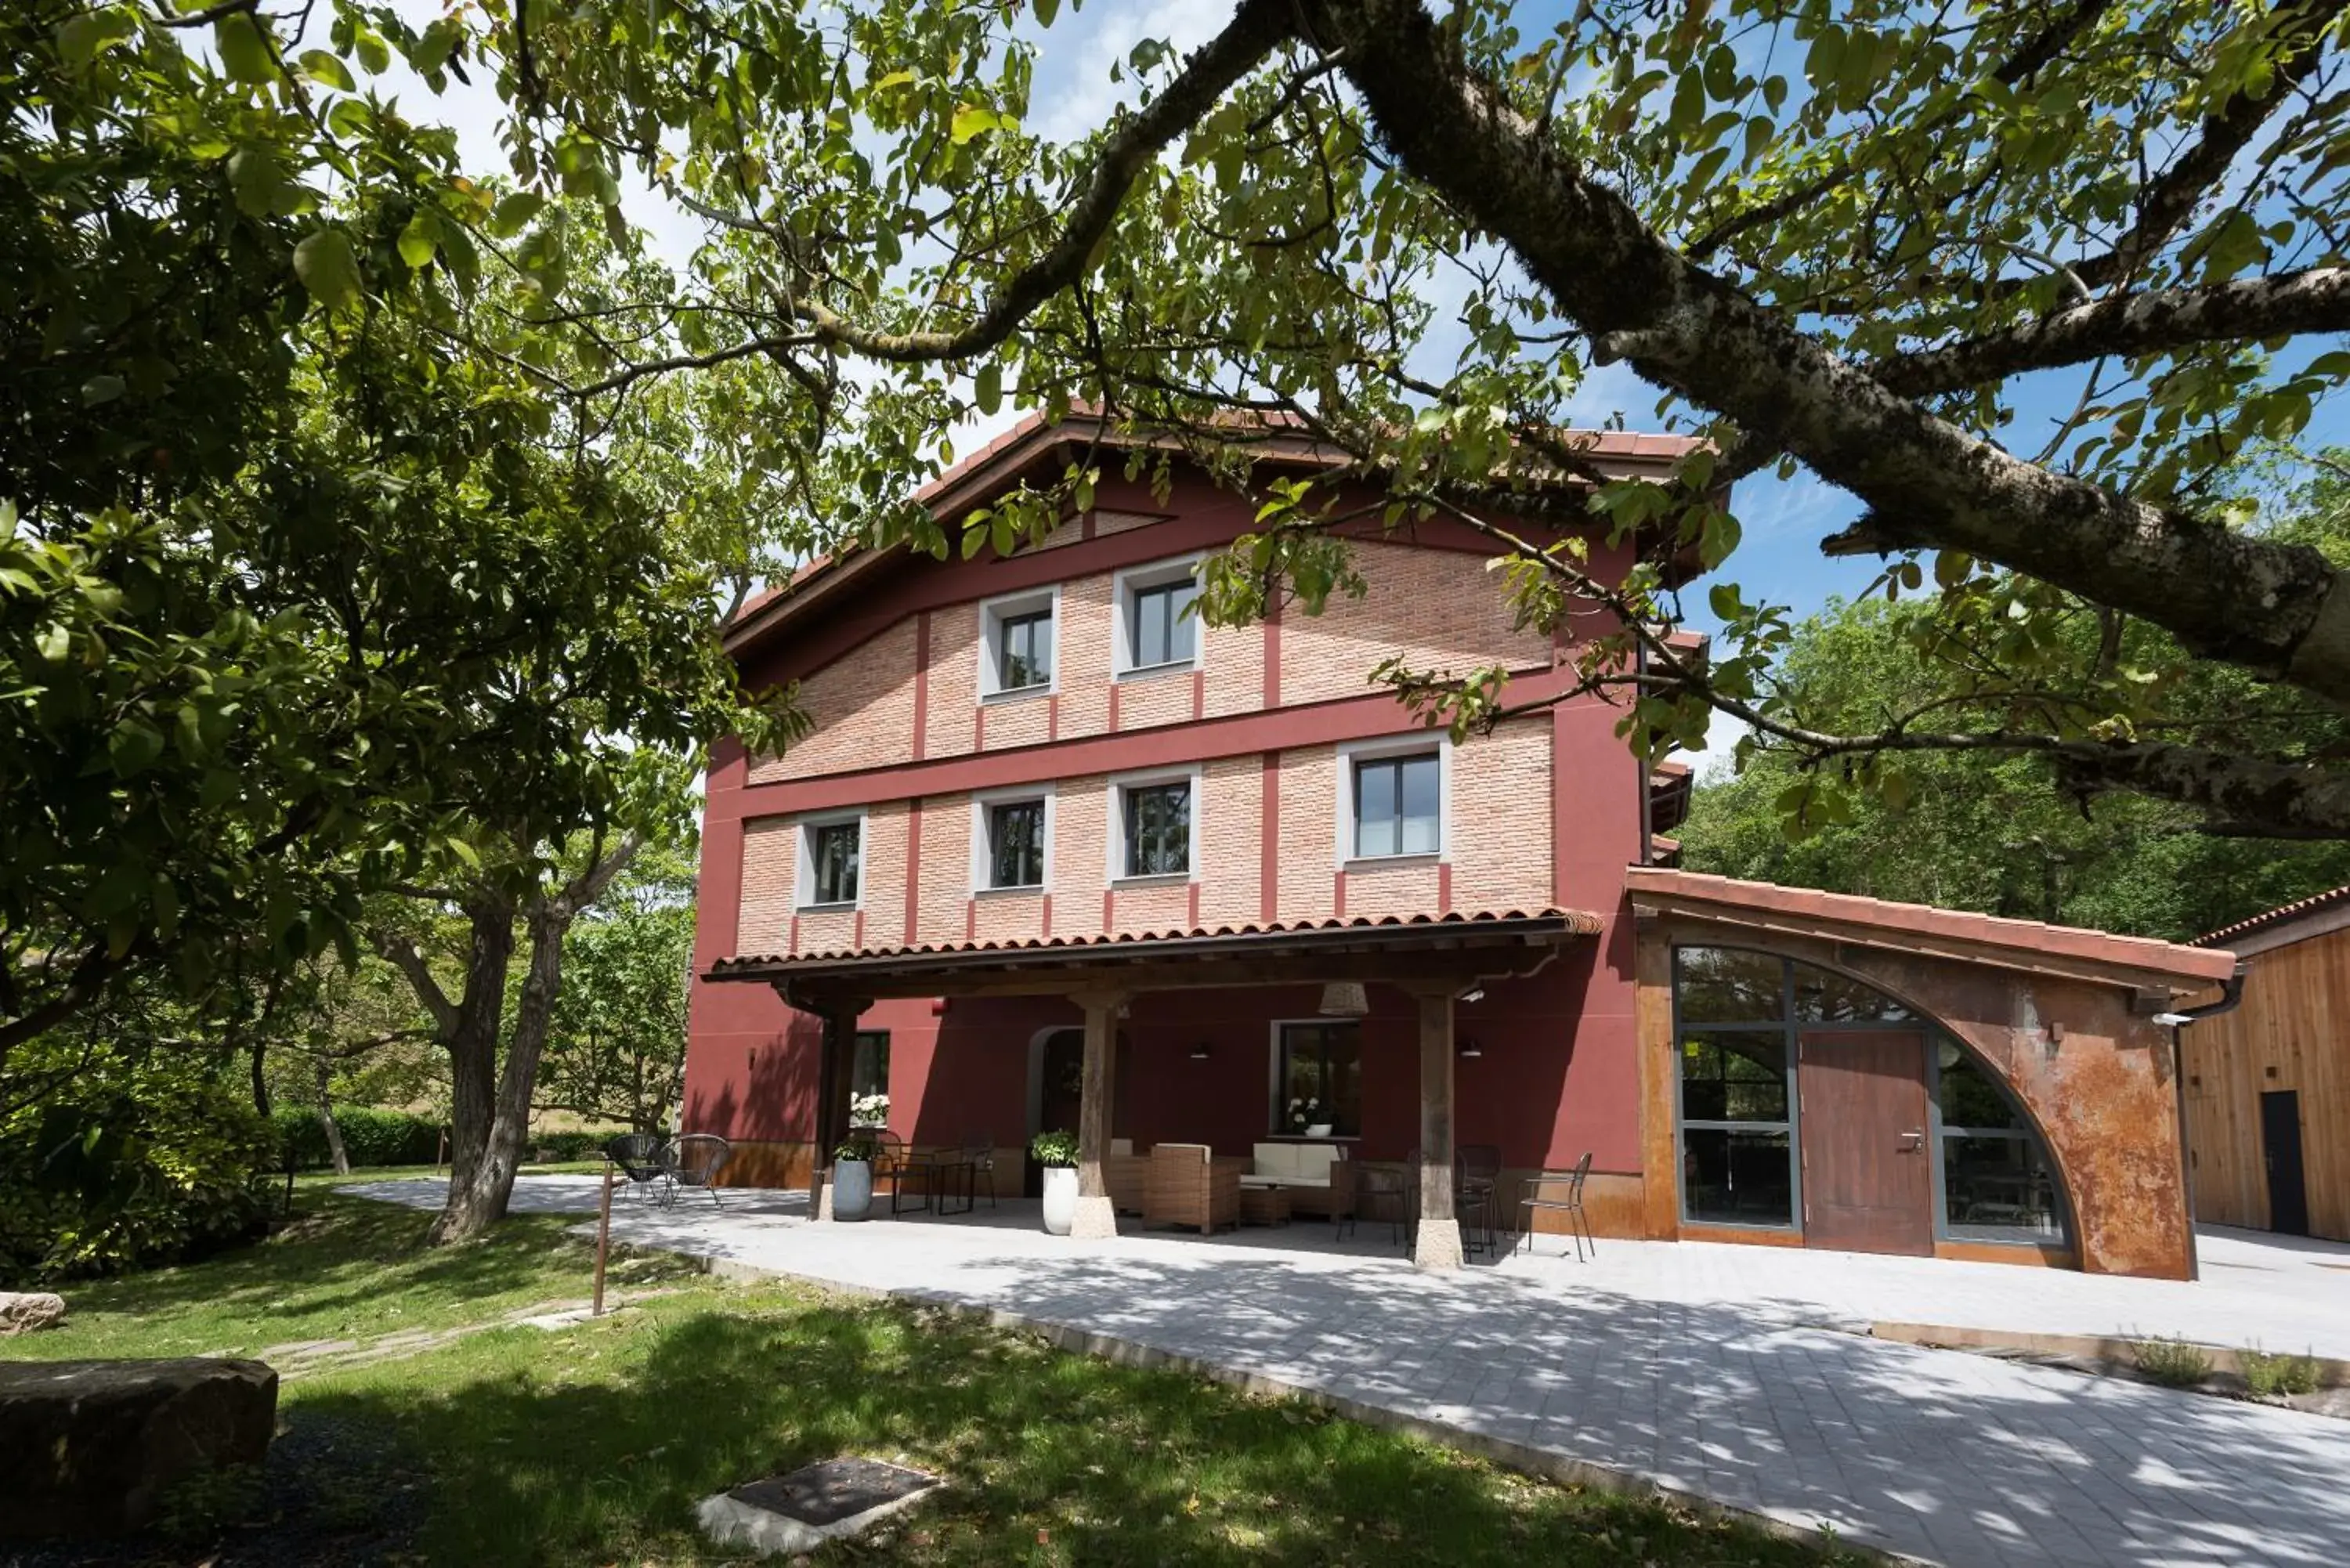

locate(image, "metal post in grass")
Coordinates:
593 1158 615 1317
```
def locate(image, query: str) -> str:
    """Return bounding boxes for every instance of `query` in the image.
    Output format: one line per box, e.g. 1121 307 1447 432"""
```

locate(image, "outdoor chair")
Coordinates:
1340 1162 1415 1251
668 1133 732 1210
1143 1142 1239 1235
1105 1137 1151 1214
860 1129 931 1216
605 1133 671 1205
1456 1143 1503 1258
960 1134 998 1208
1517 1151 1596 1262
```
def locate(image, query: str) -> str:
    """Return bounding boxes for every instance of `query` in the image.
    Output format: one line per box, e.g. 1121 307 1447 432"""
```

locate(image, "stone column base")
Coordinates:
1412 1217 1463 1271
1070 1195 1119 1239
814 1175 835 1223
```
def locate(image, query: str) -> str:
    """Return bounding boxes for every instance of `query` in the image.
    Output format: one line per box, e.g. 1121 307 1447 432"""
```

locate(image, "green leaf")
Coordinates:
80 374 125 406
355 29 390 74
36 623 70 662
227 146 287 217
108 717 165 777
397 209 440 270
490 190 545 237
950 104 999 144
293 227 360 312
298 49 355 92
56 8 135 70
215 13 276 84
974 360 1003 416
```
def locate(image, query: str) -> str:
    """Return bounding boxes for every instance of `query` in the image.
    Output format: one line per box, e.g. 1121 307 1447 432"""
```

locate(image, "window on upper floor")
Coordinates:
1120 779 1192 878
800 815 862 908
978 587 1057 699
985 798 1047 889
1115 558 1201 675
1352 751 1441 858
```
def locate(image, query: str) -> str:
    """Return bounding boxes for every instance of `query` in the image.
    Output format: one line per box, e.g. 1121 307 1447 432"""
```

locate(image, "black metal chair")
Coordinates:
1341 1162 1415 1251
961 1134 998 1209
605 1133 671 1205
1456 1143 1503 1258
669 1133 733 1210
1517 1151 1596 1261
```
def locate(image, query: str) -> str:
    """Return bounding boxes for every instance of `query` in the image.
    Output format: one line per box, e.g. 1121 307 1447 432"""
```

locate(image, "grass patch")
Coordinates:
2131 1336 2214 1389
9 1194 1850 1567
2241 1346 2323 1399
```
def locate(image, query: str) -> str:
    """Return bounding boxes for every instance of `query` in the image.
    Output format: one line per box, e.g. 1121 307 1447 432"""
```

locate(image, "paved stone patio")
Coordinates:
345 1176 2350 1568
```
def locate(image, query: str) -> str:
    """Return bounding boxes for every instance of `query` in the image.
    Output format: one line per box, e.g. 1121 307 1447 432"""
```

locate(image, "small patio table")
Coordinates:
1238 1184 1292 1227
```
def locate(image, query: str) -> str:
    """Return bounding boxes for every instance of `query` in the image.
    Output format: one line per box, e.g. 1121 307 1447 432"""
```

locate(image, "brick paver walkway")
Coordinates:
345 1178 2350 1568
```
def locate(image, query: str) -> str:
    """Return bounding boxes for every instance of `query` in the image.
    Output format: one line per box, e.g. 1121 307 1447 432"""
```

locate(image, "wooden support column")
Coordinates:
1069 988 1128 1240
1409 985 1464 1270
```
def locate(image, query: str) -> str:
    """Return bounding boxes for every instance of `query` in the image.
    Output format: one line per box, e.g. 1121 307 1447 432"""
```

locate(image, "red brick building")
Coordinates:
685 414 2236 1277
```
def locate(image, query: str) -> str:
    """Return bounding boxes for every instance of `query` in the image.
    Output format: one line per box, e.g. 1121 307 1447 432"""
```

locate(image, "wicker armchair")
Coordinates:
1105 1137 1151 1214
1144 1142 1240 1235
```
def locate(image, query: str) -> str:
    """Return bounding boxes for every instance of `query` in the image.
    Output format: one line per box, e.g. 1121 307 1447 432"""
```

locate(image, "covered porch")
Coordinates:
704 909 1603 1270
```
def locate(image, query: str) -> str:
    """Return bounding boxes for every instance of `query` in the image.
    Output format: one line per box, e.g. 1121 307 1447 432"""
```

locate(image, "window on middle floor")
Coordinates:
802 817 862 907
1115 559 1201 674
985 798 1047 889
1121 780 1191 878
996 609 1053 692
1352 751 1441 858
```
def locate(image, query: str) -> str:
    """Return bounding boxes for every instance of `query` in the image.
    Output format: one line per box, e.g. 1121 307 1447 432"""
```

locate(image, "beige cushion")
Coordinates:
1110 1137 1133 1156
1251 1142 1295 1180
1155 1142 1212 1164
1291 1143 1341 1185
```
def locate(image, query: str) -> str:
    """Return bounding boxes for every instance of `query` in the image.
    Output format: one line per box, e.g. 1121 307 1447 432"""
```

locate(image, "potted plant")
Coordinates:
1287 1097 1333 1139
1031 1129 1080 1235
830 1134 877 1222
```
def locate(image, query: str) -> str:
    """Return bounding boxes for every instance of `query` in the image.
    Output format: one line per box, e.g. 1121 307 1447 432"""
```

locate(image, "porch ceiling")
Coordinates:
705 907 1603 1004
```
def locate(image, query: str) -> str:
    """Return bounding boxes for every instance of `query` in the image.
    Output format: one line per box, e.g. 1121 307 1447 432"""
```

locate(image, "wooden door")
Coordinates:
1798 1031 1934 1255
2261 1089 2311 1235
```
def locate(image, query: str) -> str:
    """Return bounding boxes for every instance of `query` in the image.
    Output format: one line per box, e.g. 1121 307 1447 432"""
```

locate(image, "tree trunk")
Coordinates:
313 1058 350 1176
249 1039 270 1118
425 892 519 1246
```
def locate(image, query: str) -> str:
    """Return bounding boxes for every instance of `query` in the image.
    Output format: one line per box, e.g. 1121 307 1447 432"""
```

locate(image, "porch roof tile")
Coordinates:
710 905 1603 976
1625 867 2238 986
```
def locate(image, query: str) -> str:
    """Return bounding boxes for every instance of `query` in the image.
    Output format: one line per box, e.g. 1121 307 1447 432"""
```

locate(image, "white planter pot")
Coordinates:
1304 1123 1334 1139
1040 1165 1079 1235
831 1158 874 1222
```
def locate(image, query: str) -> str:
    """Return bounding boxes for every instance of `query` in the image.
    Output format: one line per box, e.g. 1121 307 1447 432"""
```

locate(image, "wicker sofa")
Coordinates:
1143 1142 1242 1234
1241 1141 1354 1219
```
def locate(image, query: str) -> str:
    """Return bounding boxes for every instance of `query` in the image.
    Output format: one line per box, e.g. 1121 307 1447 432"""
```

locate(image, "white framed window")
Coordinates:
970 784 1054 892
1112 555 1203 677
795 808 865 909
978 585 1058 699
1335 735 1448 865
1104 764 1202 883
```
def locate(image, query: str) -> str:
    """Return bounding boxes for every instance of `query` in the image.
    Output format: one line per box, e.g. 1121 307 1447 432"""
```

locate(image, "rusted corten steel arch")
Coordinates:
1625 869 2241 1281
708 909 1600 1268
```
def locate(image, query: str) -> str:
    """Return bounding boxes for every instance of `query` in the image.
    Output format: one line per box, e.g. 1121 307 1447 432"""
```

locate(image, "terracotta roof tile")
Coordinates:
1625 868 2237 985
2193 884 2350 947
711 905 1602 973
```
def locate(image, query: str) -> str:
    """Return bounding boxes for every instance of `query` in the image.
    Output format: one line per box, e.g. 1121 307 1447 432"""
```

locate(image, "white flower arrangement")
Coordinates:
849 1091 891 1129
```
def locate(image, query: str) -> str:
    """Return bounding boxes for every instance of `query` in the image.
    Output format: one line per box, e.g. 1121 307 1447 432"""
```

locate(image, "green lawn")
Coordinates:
8 1193 1849 1567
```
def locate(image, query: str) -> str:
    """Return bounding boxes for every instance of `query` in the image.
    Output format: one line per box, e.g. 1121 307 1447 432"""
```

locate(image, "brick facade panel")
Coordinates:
797 907 859 955
1197 754 1262 927
1111 880 1192 935
748 616 919 783
972 891 1047 944
1449 716 1556 912
1276 746 1339 919
923 608 978 761
738 818 796 953
1202 620 1261 717
1343 859 1442 919
1281 540 1553 706
1052 774 1109 928
916 795 972 945
982 692 1053 750
1116 669 1195 730
1054 573 1115 740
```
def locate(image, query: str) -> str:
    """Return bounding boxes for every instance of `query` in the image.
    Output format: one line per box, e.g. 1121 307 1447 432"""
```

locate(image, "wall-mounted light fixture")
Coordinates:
1458 987 1486 1005
1189 1042 1213 1060
1458 1037 1484 1059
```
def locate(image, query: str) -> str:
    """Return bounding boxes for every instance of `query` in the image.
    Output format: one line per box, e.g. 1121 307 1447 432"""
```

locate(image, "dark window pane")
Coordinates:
1936 1039 2021 1130
1943 1134 2063 1241
1791 962 1914 1023
1398 754 1440 853
989 800 1044 887
1682 1128 1794 1226
1130 577 1198 667
851 1030 891 1108
998 609 1053 690
1356 760 1397 856
1124 782 1191 876
1277 1022 1361 1136
1674 947 1785 1023
810 822 860 904
1679 1031 1788 1122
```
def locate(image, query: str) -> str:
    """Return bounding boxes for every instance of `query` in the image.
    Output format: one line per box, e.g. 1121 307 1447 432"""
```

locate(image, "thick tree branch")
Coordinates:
1310 0 2350 706
371 931 459 1039
1871 267 2350 396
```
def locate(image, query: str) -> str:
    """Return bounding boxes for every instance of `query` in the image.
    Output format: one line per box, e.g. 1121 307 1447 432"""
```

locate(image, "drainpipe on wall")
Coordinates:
2151 966 2248 1283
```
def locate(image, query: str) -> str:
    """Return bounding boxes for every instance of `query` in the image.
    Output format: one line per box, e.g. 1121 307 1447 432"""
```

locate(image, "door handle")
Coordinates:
1898 1129 1925 1151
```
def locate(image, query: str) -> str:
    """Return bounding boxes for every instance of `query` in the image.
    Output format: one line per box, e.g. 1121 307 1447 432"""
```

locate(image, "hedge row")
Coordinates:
269 1108 639 1170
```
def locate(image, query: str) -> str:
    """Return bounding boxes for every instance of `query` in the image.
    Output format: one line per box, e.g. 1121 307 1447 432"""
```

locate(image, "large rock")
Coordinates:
0 1291 66 1335
0 1358 278 1539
